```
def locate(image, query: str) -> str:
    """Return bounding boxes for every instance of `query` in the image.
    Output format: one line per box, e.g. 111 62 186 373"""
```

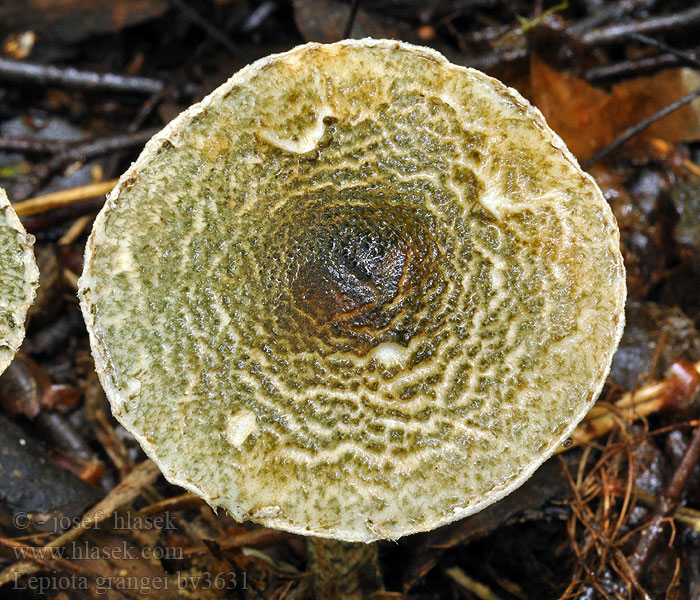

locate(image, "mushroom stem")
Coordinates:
306 537 383 599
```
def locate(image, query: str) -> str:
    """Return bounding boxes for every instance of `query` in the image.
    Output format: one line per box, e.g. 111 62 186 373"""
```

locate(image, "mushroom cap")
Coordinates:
0 187 39 375
79 39 626 542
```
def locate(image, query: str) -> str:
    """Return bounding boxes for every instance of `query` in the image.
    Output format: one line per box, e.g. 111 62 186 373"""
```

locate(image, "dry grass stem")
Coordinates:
12 180 117 217
564 360 700 451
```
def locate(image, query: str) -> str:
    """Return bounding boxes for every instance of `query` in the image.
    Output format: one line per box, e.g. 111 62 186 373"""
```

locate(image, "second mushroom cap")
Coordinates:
0 187 39 376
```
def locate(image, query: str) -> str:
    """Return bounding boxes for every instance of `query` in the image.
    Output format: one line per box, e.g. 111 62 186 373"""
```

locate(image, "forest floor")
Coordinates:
1 1 700 598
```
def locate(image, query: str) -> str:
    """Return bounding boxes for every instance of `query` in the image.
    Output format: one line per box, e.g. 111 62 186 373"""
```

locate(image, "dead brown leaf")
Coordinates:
528 57 700 162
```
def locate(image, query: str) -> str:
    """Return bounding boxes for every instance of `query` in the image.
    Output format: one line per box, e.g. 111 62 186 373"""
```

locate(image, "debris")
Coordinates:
0 413 100 531
1 2 700 597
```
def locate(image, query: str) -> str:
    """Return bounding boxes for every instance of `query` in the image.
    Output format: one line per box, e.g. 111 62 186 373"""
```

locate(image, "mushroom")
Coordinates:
0 187 39 376
79 39 626 595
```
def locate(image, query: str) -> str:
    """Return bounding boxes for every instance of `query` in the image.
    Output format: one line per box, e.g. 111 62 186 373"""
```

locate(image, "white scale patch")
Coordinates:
225 410 258 447
371 341 412 368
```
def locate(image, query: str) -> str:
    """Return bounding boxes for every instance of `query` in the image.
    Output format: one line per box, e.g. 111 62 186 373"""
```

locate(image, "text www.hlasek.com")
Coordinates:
12 540 182 561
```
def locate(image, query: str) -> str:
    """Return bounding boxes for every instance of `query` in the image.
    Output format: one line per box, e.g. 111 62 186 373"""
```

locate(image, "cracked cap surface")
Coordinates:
79 39 626 542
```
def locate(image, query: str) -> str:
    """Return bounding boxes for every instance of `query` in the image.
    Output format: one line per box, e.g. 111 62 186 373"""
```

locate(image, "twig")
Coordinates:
0 460 160 591
34 128 158 180
0 561 38 587
442 20 511 47
138 493 206 516
559 425 644 599
0 57 163 95
103 88 168 178
170 0 248 62
184 528 291 557
343 0 362 39
649 138 700 177
645 329 669 383
12 179 117 217
635 488 700 532
33 411 94 461
22 198 105 235
627 425 700 577
0 137 69 154
516 0 569 34
582 85 700 169
85 371 134 478
0 536 94 578
464 47 529 72
48 460 161 549
240 1 277 33
58 215 94 246
367 593 412 600
630 33 700 69
579 5 700 46
130 89 168 131
63 268 79 291
444 566 506 600
565 0 647 36
613 550 653 600
590 33 700 82
565 360 700 450
586 53 683 82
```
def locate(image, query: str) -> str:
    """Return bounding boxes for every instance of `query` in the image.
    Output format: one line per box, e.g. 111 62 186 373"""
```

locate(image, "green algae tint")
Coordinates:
79 39 626 542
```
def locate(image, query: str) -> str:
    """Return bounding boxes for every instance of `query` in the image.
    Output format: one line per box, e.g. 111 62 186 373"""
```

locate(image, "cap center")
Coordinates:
291 220 409 327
